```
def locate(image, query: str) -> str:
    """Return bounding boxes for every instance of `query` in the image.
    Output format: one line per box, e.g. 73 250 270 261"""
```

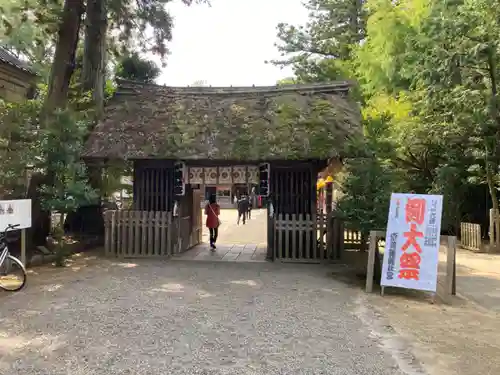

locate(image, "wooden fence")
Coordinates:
460 222 483 252
344 229 363 249
104 210 198 257
271 213 344 262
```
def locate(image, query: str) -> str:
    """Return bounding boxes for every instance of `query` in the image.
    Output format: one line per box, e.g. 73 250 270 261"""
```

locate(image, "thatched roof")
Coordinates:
0 47 36 75
82 79 361 161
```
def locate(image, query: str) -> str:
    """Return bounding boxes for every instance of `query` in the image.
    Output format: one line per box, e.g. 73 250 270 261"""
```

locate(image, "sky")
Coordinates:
152 0 309 87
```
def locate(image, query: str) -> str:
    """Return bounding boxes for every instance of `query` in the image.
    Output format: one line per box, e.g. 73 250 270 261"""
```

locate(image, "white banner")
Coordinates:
0 199 32 231
380 193 443 292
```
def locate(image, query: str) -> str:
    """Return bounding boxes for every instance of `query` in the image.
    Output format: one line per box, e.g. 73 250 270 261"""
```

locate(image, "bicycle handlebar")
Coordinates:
1 224 20 235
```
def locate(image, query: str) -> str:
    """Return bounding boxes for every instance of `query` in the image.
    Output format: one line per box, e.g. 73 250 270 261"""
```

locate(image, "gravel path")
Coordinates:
0 258 414 374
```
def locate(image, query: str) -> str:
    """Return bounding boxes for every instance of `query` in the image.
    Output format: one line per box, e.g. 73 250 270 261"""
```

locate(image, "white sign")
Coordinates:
0 199 32 231
380 193 443 292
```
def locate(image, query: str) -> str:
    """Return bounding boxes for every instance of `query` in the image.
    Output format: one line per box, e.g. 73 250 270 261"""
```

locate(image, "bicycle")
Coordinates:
0 224 27 292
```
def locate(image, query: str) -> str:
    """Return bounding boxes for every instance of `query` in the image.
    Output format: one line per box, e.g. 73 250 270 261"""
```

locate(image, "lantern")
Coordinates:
316 178 325 190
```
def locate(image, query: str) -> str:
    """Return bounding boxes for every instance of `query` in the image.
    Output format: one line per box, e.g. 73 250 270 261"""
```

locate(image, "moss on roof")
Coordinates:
82 79 361 161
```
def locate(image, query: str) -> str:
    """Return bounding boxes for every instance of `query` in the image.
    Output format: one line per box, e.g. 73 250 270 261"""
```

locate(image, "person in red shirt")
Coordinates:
204 194 220 250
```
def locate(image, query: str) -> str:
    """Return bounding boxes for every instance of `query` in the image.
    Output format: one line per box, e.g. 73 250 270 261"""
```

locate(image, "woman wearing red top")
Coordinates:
205 194 220 250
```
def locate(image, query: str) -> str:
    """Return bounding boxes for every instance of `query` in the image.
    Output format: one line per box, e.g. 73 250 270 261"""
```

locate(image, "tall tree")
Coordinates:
271 0 366 82
82 0 209 115
26 0 86 247
407 0 500 215
355 0 427 96
44 0 84 111
115 53 161 83
82 0 108 117
107 0 206 59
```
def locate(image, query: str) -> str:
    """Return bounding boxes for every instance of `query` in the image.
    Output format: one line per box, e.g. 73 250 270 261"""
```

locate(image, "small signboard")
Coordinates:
0 199 32 231
380 193 443 292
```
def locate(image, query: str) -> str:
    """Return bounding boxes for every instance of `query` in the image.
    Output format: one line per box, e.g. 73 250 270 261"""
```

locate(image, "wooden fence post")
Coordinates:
365 231 378 293
21 229 26 266
325 182 333 214
444 235 457 303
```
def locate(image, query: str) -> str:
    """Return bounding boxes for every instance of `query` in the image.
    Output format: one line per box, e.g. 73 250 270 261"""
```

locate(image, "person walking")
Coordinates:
237 195 249 225
246 195 252 220
205 194 220 250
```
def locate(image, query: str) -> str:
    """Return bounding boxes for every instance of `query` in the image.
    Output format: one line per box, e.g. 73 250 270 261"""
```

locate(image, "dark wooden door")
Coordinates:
268 164 317 261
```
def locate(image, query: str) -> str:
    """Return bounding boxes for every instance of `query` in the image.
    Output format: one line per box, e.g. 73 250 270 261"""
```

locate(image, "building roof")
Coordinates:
82 79 361 161
0 47 35 75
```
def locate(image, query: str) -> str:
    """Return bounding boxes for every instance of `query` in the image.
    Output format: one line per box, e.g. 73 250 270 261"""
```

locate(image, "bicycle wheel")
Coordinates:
0 255 27 292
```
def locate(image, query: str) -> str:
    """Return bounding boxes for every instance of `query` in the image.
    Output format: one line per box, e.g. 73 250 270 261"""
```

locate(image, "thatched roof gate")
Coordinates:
87 79 361 262
82 79 361 161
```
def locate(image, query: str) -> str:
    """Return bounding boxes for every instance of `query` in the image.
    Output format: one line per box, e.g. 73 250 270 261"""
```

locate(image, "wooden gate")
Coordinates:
266 162 347 262
271 212 344 262
268 165 343 262
104 210 197 258
133 161 174 211
192 188 203 245
104 210 175 257
269 165 314 261
273 213 318 261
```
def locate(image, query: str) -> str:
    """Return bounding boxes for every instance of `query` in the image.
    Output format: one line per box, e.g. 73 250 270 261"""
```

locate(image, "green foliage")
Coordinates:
337 118 404 233
100 161 132 199
107 0 209 60
275 0 500 230
0 0 61 73
1 0 209 75
337 154 394 233
39 109 98 213
0 99 96 214
338 136 397 233
0 0 209 247
276 77 299 85
115 53 160 83
271 0 366 82
0 99 43 199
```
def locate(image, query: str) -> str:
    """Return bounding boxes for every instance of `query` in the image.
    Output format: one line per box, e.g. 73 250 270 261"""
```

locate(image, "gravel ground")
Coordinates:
0 258 420 375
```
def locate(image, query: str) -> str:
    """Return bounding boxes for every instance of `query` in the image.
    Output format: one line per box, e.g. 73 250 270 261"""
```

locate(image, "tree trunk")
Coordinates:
81 0 108 237
32 0 84 247
82 0 107 119
486 48 500 211
45 0 85 111
485 154 499 211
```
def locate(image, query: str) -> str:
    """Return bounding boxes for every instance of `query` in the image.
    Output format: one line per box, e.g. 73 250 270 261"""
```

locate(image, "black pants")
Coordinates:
237 211 246 224
209 227 218 244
